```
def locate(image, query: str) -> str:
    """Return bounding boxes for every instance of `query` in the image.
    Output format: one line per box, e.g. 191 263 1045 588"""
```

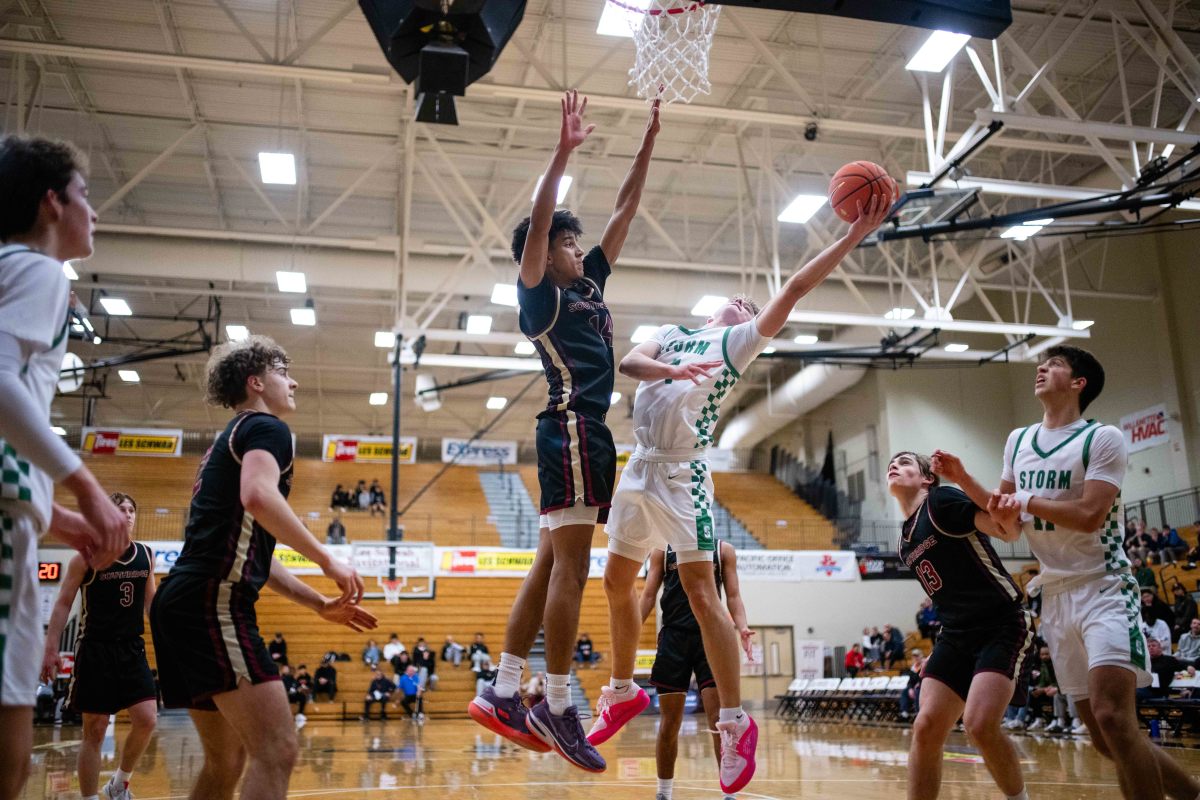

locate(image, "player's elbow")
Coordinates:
618 356 639 378
240 483 273 515
1083 510 1108 531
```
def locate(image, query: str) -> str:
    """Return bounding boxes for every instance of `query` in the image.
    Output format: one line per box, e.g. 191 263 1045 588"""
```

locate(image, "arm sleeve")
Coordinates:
1000 428 1022 484
1085 426 1127 488
583 245 612 291
926 486 980 536
232 415 293 471
516 275 558 337
726 319 771 375
0 332 82 482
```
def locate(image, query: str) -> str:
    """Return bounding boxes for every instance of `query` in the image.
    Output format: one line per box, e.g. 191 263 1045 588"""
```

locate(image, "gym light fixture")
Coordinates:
290 307 316 326
1000 218 1053 240
1071 320 1095 331
778 194 827 224
63 262 78 280
906 30 971 73
486 396 508 410
884 307 916 320
690 295 728 317
762 346 777 354
610 391 622 404
369 392 388 405
99 297 132 316
793 334 819 345
226 325 250 341
258 152 297 185
375 331 396 348
491 283 518 306
276 271 307 293
597 0 647 37
514 341 536 355
465 315 493 335
631 325 659 343
51 426 67 436
531 175 573 204
118 369 140 383
944 343 970 352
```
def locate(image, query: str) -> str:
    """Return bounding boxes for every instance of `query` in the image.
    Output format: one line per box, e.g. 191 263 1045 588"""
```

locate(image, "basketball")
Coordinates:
829 160 897 223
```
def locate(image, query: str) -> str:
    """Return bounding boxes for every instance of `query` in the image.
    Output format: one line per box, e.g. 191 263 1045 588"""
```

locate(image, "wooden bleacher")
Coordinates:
137 575 656 720
711 472 838 549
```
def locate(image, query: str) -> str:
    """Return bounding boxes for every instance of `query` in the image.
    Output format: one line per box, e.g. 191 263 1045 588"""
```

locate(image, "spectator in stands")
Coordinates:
269 632 288 667
915 597 940 640
442 635 465 668
1173 585 1198 642
314 657 338 701
1141 638 1197 700
383 633 406 663
898 650 924 720
363 668 394 720
355 480 370 511
1132 557 1157 591
574 633 596 668
369 479 387 517
295 663 314 697
363 638 382 667
1162 527 1189 565
1186 530 1200 566
1141 601 1172 651
861 627 880 668
524 672 546 709
1178 619 1200 661
475 654 496 696
330 483 352 510
280 665 308 720
326 514 346 545
844 644 865 678
469 632 489 659
391 648 413 676
881 624 905 669
1127 520 1155 564
1025 646 1060 731
35 679 56 724
413 638 437 689
397 665 424 720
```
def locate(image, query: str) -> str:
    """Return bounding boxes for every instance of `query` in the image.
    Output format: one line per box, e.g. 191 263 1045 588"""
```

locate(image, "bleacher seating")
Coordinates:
477 471 539 547
712 472 838 550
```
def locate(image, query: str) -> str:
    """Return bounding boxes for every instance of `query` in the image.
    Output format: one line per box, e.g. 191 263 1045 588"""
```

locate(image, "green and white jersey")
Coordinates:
1001 418 1128 593
632 320 769 452
0 245 73 528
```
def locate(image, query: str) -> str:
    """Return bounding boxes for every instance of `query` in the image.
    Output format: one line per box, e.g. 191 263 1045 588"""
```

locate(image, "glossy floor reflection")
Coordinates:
24 712 1200 799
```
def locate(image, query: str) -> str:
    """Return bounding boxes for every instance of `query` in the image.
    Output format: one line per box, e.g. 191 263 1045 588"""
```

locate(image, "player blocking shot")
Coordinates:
933 347 1200 800
43 493 157 800
149 336 377 800
592 187 894 795
468 90 661 773
886 453 1032 800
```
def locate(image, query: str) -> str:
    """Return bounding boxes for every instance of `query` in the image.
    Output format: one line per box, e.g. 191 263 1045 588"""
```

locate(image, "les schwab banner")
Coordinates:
322 434 417 464
81 427 183 457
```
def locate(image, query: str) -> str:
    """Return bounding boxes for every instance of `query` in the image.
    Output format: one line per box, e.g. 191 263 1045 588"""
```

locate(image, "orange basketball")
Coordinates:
829 161 896 223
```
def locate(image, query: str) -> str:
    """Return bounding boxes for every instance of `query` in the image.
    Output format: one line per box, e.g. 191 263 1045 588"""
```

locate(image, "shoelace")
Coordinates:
595 689 615 719
717 726 740 770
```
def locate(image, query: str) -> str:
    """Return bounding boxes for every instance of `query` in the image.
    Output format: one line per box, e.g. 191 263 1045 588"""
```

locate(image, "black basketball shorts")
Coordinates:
535 411 616 524
922 607 1036 706
67 637 157 715
150 574 279 710
650 625 715 695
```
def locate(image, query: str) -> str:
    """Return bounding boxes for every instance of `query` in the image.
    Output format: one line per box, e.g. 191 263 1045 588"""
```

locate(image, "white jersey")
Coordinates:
0 245 73 528
632 320 769 452
1001 418 1127 593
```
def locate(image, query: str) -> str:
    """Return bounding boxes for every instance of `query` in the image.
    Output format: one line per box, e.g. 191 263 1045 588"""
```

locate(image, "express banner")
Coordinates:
441 438 518 466
81 427 183 457
322 434 417 464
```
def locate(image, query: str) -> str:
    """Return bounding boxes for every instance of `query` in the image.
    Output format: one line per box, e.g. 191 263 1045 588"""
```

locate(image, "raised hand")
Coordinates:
668 359 725 385
318 598 379 633
560 89 596 151
846 187 894 243
644 93 661 139
929 449 966 484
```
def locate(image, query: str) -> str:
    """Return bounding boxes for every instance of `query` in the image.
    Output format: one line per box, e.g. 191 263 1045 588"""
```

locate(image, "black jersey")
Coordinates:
78 541 153 642
517 245 615 420
898 486 1022 630
660 542 723 633
171 411 294 592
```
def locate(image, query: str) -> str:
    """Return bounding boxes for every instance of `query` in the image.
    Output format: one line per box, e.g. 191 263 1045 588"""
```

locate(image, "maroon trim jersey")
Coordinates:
898 485 1022 630
77 541 153 642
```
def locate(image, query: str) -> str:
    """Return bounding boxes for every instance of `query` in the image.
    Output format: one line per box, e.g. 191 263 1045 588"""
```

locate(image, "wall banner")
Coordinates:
441 438 518 466
735 551 858 582
81 427 183 457
1120 404 1170 454
322 434 417 464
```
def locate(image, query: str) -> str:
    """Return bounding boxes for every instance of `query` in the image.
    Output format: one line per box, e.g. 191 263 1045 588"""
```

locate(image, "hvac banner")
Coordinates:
81 427 183 457
1120 404 1170 453
322 434 417 464
441 438 518 466
735 550 858 582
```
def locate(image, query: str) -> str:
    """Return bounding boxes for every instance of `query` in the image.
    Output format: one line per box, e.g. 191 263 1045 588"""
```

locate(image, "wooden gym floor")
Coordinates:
25 713 1200 799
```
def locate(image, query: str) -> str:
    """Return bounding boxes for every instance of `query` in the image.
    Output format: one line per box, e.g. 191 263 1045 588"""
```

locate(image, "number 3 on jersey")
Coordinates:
119 581 134 607
915 561 943 594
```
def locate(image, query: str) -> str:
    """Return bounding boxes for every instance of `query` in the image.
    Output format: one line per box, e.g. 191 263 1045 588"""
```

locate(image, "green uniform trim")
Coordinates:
720 326 740 378
1030 420 1097 459
1011 426 1029 471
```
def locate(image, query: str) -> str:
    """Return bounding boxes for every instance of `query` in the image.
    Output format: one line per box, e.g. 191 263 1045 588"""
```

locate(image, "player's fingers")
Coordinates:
354 572 365 604
584 124 596 136
579 94 588 116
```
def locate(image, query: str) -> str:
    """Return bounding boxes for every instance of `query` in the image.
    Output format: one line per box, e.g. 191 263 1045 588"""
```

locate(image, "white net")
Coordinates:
618 0 721 105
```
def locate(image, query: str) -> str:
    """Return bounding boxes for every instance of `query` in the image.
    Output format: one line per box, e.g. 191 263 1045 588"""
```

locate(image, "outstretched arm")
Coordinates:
600 98 662 264
619 339 724 384
930 450 1022 542
41 555 87 682
519 90 595 290
266 559 379 632
754 190 895 339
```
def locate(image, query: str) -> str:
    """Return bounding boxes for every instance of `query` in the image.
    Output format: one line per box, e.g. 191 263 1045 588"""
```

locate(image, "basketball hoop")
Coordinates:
377 576 407 605
609 0 720 105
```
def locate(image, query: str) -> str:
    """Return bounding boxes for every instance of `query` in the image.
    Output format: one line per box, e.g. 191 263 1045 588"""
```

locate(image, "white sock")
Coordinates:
546 673 571 715
718 706 745 724
493 652 525 697
609 677 634 696
1005 790 1028 800
657 778 673 798
114 768 132 786
82 796 99 800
